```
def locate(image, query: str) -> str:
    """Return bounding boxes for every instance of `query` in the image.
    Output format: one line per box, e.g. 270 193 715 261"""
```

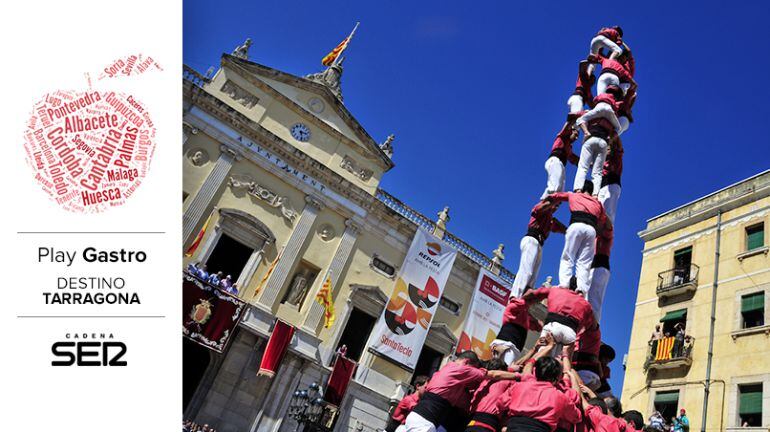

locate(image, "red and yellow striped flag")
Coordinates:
254 249 282 297
316 272 335 328
655 336 675 360
184 210 214 257
321 23 359 66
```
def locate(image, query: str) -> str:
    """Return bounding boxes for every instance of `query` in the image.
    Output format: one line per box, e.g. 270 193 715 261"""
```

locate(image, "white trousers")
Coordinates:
491 339 522 365
576 102 621 135
511 236 543 298
598 183 621 224
404 412 437 432
590 35 623 57
573 136 608 193
597 73 620 96
541 156 566 199
541 321 577 356
567 94 584 113
559 223 596 293
588 266 610 323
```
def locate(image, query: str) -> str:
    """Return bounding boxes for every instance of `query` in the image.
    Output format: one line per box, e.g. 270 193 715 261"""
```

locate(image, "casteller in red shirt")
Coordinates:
523 286 596 335
497 373 582 431
527 200 567 246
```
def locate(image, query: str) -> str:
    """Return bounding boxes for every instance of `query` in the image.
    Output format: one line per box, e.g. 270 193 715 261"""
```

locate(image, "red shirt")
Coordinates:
528 201 567 243
598 57 633 83
392 392 419 424
576 323 602 357
497 374 582 430
528 287 596 331
504 297 542 332
603 138 624 179
549 192 606 221
597 27 622 44
623 52 636 78
470 378 513 417
549 123 579 165
593 93 620 112
585 405 628 432
424 362 487 410
575 61 594 102
596 222 614 257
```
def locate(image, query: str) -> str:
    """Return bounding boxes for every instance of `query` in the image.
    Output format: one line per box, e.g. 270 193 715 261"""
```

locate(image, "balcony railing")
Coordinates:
645 335 694 372
183 65 211 88
656 264 699 297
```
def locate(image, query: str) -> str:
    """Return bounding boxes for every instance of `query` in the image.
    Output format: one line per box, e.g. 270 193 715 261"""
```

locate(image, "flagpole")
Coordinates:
332 22 359 67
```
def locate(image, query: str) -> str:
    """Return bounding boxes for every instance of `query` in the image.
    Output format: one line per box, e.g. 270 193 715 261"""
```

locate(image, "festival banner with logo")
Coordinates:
369 229 457 369
182 273 247 353
456 269 511 360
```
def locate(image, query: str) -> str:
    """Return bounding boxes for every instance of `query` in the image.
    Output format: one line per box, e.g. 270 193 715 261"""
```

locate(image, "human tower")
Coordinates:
391 27 643 432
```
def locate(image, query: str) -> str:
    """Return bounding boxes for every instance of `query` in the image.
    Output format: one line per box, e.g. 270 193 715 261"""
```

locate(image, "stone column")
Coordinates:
183 145 238 244
302 219 361 332
256 195 324 309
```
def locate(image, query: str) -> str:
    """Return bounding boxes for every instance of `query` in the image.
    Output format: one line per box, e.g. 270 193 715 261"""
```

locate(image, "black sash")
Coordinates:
467 412 500 431
506 416 550 432
411 392 451 426
601 172 621 187
549 148 568 166
496 322 528 351
591 254 610 270
545 312 579 332
570 211 597 230
525 228 546 246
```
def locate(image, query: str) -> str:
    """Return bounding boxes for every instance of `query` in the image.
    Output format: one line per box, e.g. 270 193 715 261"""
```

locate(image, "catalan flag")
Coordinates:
254 248 282 297
321 22 359 66
655 336 675 361
184 210 214 257
316 271 336 328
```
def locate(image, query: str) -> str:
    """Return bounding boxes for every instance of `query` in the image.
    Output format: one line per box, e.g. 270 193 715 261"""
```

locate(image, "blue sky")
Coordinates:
184 1 770 394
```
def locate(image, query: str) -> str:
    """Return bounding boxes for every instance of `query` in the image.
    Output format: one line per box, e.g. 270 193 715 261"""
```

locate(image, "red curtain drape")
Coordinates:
324 355 357 406
258 320 295 377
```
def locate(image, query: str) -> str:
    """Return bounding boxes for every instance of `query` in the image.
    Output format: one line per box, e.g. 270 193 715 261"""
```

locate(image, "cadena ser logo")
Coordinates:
51 332 127 367
425 242 441 256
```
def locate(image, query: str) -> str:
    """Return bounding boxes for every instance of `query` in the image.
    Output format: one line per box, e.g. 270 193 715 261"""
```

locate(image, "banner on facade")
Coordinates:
456 269 511 360
258 320 296 377
182 273 247 353
368 229 457 369
324 354 357 406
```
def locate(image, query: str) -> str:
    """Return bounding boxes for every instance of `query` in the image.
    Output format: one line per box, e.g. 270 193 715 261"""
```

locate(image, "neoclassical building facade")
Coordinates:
182 45 518 432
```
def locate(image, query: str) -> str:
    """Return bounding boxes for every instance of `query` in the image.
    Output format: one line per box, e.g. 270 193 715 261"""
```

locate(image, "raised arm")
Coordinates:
551 218 567 234
522 286 550 304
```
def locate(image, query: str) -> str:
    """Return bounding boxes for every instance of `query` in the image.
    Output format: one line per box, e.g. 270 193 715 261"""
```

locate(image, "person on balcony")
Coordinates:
672 323 686 358
207 271 223 286
196 263 209 280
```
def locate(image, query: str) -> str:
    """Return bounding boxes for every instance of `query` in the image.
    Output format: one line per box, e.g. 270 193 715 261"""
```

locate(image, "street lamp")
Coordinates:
287 382 336 432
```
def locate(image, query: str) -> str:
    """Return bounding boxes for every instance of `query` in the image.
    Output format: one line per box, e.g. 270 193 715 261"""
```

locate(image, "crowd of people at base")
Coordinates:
648 324 694 360
182 420 219 432
647 410 689 432
186 262 239 295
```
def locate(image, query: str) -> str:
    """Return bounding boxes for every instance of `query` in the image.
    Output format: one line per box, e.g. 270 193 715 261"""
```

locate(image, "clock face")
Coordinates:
291 123 311 142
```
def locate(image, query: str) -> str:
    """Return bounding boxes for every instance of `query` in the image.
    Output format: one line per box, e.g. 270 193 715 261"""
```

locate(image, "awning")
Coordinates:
654 391 680 404
660 309 687 323
742 293 765 313
740 389 763 415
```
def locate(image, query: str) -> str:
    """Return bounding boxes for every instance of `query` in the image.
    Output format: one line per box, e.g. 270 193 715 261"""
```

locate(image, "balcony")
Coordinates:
656 264 699 299
645 335 694 372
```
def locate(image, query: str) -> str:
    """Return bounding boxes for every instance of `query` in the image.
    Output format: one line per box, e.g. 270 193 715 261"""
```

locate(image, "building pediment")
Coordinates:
220 55 394 172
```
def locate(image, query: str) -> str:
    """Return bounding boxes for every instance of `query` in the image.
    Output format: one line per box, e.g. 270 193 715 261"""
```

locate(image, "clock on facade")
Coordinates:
290 123 311 142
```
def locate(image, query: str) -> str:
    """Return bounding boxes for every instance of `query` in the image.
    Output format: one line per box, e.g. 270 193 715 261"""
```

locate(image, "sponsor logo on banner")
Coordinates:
369 230 457 369
456 269 511 360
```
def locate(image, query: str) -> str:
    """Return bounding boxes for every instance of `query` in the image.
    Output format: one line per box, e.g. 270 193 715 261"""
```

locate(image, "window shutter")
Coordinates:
739 388 763 415
654 391 680 404
747 226 764 251
741 292 765 314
